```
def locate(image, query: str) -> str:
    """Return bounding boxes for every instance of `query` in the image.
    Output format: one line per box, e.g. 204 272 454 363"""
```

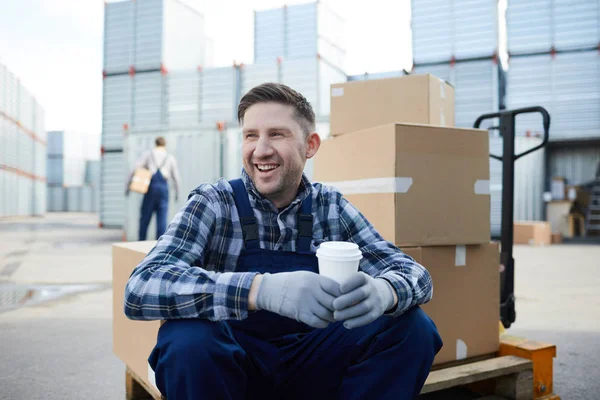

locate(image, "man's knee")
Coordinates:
154 319 244 366
396 306 443 356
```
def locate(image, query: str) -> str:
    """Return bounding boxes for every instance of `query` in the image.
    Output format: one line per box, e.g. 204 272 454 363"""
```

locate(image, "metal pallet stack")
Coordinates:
0 62 46 218
505 0 600 197
250 2 347 117
411 0 501 130
101 0 208 228
107 1 346 238
46 131 100 213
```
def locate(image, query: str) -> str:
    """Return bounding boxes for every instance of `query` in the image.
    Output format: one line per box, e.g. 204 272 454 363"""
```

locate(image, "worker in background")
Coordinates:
126 137 181 241
124 83 442 399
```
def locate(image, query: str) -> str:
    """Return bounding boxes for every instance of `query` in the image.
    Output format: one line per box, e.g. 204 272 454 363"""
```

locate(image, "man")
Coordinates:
126 137 181 241
124 83 442 399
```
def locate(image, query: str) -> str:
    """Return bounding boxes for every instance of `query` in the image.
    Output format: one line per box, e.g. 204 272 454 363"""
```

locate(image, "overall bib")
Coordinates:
148 179 443 400
139 164 169 241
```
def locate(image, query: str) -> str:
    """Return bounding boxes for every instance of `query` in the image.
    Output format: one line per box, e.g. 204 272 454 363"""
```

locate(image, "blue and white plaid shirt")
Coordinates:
124 170 433 321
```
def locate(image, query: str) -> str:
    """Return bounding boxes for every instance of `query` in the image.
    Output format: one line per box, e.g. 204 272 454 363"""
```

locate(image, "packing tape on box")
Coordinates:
322 178 490 196
474 180 490 195
440 108 446 127
439 79 446 99
455 245 466 266
322 177 413 194
456 339 468 360
331 87 344 97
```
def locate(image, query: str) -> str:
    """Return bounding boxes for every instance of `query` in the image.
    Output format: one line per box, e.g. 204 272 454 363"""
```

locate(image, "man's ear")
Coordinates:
306 132 321 159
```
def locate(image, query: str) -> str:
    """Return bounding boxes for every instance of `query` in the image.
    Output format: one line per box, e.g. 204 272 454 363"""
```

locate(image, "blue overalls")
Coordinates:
148 179 442 399
138 166 169 241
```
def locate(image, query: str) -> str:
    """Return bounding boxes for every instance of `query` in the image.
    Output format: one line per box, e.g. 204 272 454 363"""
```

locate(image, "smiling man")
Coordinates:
124 83 442 399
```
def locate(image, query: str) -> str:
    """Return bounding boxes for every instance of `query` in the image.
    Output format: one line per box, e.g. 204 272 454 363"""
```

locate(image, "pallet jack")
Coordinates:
420 107 560 399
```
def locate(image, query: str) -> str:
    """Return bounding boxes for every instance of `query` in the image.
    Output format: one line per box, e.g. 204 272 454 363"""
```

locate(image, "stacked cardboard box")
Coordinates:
314 74 500 366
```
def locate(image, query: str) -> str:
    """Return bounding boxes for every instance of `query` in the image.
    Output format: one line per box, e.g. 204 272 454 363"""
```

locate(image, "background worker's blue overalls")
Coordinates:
148 178 442 399
138 156 169 241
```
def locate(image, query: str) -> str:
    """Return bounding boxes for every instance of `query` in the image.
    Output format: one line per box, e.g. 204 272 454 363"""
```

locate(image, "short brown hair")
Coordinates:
237 83 316 135
155 137 166 147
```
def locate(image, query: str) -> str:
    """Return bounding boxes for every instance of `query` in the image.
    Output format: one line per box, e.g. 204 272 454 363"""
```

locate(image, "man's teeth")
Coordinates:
257 165 278 171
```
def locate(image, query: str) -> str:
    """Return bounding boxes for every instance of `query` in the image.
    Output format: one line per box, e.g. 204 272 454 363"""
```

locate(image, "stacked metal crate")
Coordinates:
505 0 600 190
46 131 99 213
251 2 347 116
0 62 46 218
101 0 208 228
411 0 500 130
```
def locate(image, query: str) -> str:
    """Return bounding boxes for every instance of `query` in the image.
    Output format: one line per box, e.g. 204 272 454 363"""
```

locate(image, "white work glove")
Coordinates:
333 272 396 329
256 271 342 329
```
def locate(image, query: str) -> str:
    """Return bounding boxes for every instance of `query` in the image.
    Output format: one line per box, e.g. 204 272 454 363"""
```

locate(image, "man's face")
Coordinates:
241 102 319 208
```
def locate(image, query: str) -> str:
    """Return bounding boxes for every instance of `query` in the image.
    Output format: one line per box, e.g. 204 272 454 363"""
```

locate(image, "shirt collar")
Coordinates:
240 168 312 212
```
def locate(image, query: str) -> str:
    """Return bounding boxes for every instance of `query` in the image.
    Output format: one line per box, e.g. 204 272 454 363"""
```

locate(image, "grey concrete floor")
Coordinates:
0 213 599 399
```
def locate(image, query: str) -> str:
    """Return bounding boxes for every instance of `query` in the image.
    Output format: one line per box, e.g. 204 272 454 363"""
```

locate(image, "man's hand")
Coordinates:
256 271 342 328
333 272 397 329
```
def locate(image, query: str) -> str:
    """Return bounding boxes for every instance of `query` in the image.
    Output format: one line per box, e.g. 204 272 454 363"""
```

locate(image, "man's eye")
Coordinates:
272 132 283 136
245 134 257 139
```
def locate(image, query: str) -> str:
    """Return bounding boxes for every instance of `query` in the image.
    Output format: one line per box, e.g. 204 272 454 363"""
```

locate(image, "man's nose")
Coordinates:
253 135 274 158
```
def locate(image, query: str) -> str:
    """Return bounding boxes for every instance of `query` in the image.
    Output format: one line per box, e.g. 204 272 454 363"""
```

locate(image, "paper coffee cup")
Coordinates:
316 241 362 283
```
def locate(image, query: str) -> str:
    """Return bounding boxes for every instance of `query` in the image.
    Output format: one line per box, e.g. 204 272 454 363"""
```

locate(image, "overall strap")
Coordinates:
229 179 260 250
297 193 313 253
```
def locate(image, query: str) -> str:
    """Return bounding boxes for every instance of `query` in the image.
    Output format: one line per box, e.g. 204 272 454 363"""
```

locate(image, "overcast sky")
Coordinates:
0 0 412 135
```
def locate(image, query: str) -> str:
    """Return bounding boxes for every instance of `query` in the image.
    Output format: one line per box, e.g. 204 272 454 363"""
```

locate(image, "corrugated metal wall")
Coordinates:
490 136 546 237
549 146 600 185
411 0 498 64
506 51 600 141
507 0 600 55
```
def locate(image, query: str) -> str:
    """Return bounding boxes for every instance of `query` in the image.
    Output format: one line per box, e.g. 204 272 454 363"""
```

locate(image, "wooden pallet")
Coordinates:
126 335 561 400
126 367 162 400
126 356 538 400
420 355 533 399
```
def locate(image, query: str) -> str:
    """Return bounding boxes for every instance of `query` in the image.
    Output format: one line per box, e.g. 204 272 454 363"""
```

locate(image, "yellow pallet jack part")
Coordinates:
499 335 560 400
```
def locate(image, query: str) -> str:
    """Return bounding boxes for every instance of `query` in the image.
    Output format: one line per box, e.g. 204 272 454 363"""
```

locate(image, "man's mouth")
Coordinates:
255 164 279 174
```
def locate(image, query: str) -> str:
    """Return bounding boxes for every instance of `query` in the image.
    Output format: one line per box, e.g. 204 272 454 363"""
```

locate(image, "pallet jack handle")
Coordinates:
474 106 551 329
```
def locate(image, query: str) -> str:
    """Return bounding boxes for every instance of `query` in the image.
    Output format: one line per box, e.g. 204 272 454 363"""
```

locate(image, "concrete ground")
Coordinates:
0 213 599 399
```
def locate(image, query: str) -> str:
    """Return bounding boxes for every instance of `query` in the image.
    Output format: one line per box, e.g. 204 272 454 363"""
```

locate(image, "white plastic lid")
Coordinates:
316 241 363 261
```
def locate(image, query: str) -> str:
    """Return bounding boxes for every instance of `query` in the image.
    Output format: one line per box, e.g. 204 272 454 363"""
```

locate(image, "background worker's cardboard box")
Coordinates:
314 123 491 246
403 243 500 365
113 241 161 398
330 74 455 136
513 221 552 245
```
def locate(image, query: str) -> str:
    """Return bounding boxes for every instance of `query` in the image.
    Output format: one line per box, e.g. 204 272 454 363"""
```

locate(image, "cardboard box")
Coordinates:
403 243 500 365
514 221 551 245
113 241 162 398
313 123 491 246
546 201 572 235
330 74 455 136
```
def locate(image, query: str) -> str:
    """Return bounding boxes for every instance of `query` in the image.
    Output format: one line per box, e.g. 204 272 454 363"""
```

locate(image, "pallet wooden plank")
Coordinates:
421 356 532 394
126 367 162 400
495 370 534 400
